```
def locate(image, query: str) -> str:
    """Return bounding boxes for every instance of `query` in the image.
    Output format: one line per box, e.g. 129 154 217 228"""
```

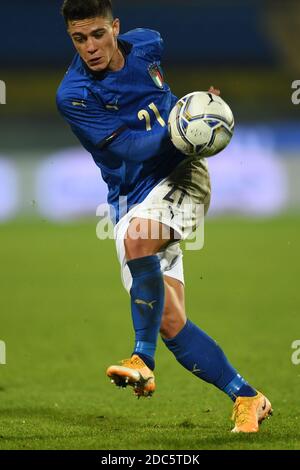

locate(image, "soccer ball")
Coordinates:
168 91 234 158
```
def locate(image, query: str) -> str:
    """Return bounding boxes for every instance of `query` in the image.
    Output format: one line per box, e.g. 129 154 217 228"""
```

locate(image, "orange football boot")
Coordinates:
106 354 155 398
231 391 273 433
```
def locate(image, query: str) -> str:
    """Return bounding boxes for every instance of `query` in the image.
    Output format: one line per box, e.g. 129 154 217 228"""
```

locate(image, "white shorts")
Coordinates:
114 157 211 293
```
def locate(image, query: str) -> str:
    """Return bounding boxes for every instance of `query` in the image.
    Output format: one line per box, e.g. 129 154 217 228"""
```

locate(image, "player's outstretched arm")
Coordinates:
57 94 172 164
102 122 171 163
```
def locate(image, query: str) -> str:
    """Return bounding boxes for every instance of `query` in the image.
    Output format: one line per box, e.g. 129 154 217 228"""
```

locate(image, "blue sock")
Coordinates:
222 375 257 400
127 255 165 371
163 319 257 401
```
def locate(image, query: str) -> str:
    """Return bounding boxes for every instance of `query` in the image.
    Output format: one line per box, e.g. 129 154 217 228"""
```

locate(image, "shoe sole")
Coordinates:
107 366 155 398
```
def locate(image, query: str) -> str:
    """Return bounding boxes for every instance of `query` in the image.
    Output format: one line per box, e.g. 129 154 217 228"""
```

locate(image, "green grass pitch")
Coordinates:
0 216 300 450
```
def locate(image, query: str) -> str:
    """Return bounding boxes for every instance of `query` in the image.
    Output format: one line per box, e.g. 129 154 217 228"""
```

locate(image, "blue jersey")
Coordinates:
56 28 185 222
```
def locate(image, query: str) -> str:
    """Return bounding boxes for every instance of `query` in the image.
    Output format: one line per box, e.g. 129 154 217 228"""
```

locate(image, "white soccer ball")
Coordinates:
168 91 234 158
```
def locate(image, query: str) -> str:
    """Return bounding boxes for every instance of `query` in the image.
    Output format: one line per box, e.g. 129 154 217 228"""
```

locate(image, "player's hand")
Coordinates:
208 86 220 96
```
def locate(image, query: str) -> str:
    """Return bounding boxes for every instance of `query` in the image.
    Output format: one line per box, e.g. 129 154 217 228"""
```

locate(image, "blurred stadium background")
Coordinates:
1 0 300 450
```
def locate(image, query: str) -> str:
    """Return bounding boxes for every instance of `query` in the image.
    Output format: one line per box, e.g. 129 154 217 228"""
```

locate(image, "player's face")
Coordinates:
68 16 121 72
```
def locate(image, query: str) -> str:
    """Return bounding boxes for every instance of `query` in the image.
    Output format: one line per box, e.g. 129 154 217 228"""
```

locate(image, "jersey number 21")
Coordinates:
138 102 166 131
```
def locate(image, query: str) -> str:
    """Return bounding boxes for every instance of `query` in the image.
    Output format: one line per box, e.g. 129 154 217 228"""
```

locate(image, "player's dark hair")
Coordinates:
61 0 113 24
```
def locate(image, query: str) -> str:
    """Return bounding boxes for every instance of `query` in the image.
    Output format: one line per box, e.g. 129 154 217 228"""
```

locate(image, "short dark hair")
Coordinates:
61 0 113 24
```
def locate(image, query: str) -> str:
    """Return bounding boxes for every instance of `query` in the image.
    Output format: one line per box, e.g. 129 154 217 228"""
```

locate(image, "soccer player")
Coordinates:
57 0 272 432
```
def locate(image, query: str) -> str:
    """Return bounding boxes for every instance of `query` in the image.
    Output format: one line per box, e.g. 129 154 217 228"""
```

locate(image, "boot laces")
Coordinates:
121 356 144 368
232 400 255 425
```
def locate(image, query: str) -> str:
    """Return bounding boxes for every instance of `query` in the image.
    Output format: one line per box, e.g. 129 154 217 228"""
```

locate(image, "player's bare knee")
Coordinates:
160 316 184 339
125 219 171 260
124 236 153 260
160 306 186 339
160 308 172 337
